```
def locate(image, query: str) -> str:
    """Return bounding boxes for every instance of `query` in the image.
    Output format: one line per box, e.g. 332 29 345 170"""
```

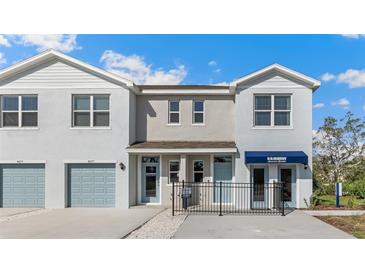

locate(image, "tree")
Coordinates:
313 111 365 185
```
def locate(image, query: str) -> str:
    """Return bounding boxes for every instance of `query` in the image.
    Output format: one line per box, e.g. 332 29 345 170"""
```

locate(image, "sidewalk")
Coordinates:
173 210 354 239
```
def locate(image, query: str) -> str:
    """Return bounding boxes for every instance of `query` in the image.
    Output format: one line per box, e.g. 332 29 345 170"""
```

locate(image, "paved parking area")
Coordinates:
173 210 354 239
0 206 164 239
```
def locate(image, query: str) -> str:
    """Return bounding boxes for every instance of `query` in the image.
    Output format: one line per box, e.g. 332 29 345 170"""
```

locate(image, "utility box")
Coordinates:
181 188 192 209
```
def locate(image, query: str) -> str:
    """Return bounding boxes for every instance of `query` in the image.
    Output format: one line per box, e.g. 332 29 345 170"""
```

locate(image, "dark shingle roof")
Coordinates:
128 141 236 149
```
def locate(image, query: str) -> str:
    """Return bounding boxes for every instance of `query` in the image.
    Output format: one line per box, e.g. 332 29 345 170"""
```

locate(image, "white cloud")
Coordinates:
331 98 350 108
363 105 365 111
0 52 6 65
320 69 365 88
320 72 335 82
214 68 221 73
208 60 217 66
100 50 187 85
336 69 365 88
213 81 229 85
0 35 10 47
341 34 365 39
313 103 325 109
9 34 80 53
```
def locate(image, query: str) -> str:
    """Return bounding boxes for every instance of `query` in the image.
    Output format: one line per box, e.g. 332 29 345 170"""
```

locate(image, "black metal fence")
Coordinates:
172 181 285 216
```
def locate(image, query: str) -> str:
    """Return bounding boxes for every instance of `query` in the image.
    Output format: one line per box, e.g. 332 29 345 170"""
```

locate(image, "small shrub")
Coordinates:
344 180 365 199
347 196 355 208
315 183 335 196
310 193 321 208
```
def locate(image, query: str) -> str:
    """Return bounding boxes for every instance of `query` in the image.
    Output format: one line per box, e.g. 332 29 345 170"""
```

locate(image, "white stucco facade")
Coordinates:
234 71 314 208
0 50 320 209
0 51 136 209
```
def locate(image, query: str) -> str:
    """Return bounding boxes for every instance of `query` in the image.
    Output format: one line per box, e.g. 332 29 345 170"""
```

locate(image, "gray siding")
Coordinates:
0 59 121 88
239 72 312 89
129 92 137 144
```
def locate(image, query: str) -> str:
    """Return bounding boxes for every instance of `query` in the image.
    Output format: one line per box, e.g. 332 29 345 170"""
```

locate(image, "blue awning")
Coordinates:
245 151 308 165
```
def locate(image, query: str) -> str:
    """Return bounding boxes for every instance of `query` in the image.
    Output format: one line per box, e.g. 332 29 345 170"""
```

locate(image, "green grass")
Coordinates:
318 195 365 208
353 231 365 239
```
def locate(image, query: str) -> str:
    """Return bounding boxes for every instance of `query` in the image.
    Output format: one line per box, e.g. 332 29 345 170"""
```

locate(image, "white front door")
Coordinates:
213 155 233 203
141 157 160 203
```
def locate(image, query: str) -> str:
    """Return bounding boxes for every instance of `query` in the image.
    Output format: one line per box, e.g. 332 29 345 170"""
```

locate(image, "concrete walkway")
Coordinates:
0 206 164 239
173 210 354 239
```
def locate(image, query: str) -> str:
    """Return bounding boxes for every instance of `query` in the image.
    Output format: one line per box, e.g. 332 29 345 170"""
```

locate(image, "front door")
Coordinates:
142 157 160 203
213 155 233 203
251 166 268 209
279 166 296 208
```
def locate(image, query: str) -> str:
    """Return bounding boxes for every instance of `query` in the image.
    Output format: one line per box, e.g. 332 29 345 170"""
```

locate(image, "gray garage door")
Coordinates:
0 164 45 208
68 164 116 207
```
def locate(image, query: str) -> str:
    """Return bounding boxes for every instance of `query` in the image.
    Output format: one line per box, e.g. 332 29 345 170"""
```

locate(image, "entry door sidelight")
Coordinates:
142 157 160 203
213 156 233 203
251 167 267 209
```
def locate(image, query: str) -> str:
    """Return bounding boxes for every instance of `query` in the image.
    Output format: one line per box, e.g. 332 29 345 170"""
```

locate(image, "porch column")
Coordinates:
210 154 214 182
180 154 187 182
268 164 278 208
137 154 142 204
296 164 301 208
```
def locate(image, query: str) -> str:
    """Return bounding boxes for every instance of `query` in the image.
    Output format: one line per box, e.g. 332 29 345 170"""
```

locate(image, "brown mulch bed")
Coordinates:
316 215 365 239
313 205 365 210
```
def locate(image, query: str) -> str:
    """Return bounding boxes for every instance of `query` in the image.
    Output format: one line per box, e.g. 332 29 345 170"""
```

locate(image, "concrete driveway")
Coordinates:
0 206 164 239
173 210 354 239
0 208 40 218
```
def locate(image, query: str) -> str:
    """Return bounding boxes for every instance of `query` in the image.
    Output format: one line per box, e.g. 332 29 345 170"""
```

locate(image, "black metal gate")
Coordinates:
172 181 285 216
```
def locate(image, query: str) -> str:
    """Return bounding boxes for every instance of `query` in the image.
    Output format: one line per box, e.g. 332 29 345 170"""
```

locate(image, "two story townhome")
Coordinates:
0 49 320 209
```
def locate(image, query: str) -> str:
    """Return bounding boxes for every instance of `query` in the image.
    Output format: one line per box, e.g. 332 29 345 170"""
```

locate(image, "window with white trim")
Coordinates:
169 160 180 184
72 95 110 127
0 95 38 127
193 100 204 124
193 160 204 183
254 95 291 127
168 100 180 124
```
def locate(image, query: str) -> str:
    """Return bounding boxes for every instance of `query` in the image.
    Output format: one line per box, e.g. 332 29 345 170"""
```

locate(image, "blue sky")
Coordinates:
1 34 365 130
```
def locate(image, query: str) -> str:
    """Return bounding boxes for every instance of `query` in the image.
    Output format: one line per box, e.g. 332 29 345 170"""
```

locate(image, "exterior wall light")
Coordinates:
119 162 126 171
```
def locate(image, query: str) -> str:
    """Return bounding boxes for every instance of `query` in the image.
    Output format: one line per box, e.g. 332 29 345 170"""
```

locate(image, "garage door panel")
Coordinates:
68 164 115 208
94 188 106 194
1 164 45 208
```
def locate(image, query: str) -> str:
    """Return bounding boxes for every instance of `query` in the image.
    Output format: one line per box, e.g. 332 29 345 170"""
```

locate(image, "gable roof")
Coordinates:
0 49 138 92
231 63 321 91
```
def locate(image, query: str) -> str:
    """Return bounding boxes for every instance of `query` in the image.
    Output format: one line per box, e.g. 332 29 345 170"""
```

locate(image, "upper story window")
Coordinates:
169 160 180 184
193 100 204 124
0 95 38 128
254 94 291 127
168 100 180 124
72 95 110 127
